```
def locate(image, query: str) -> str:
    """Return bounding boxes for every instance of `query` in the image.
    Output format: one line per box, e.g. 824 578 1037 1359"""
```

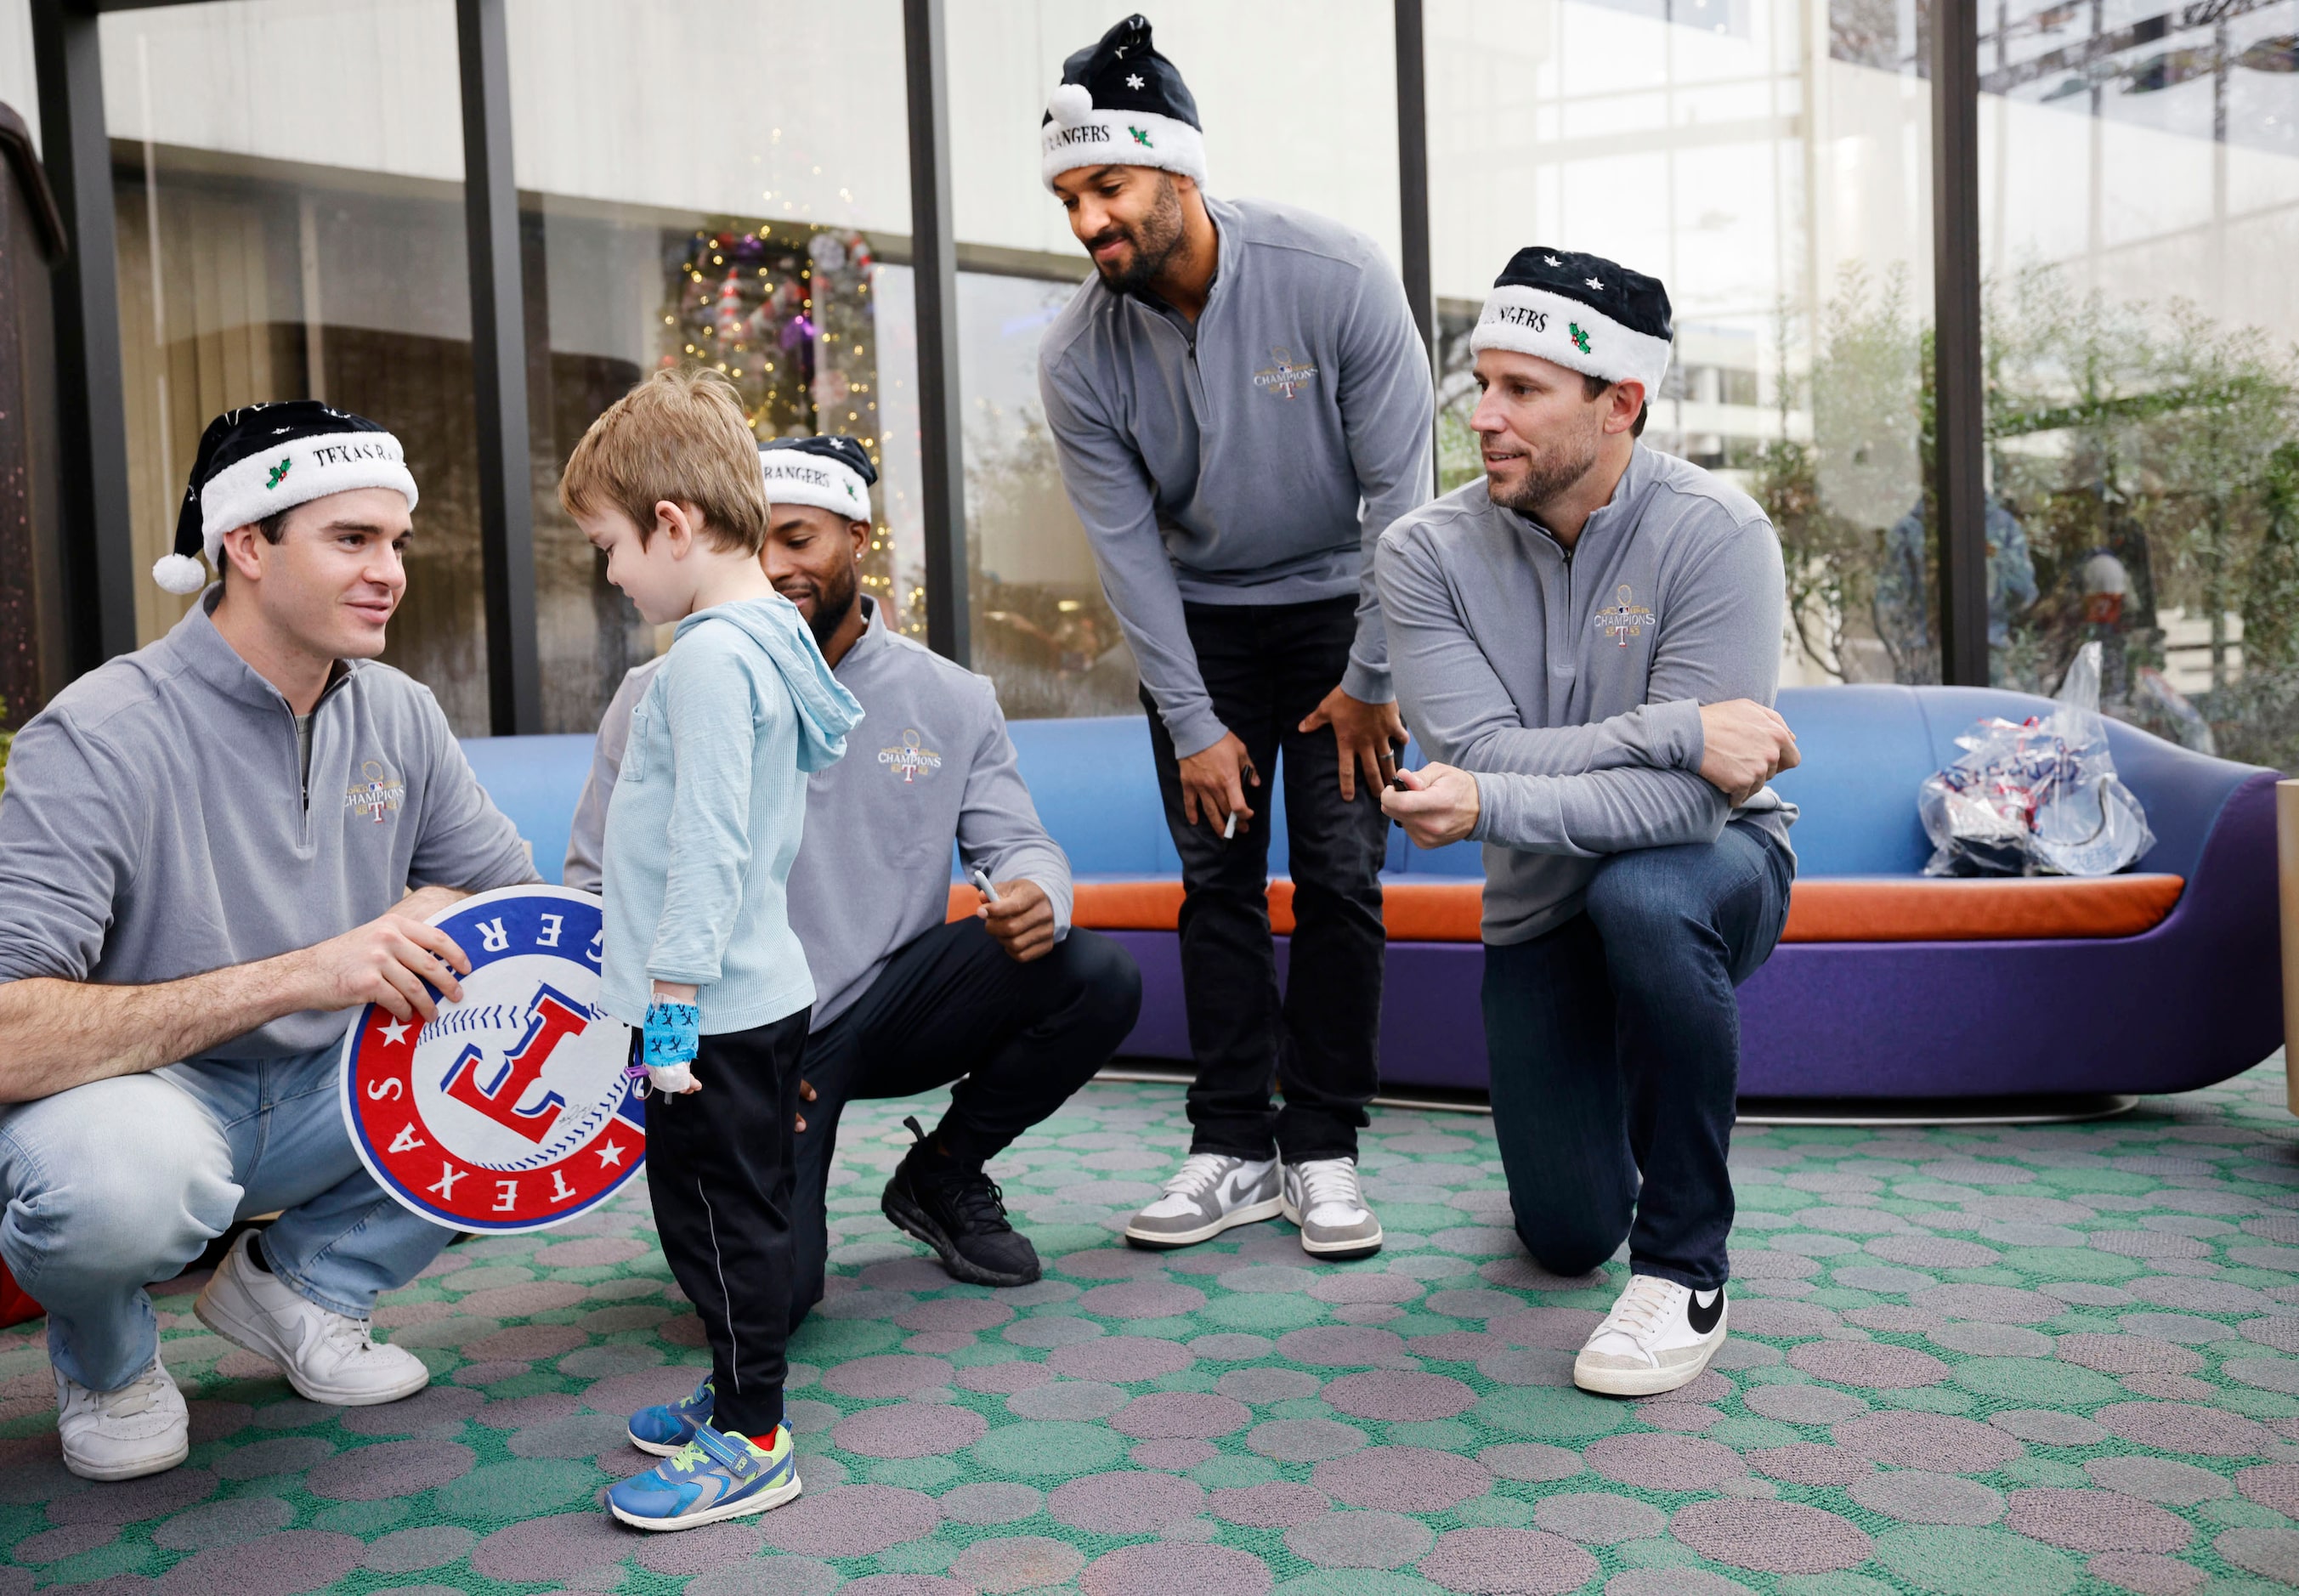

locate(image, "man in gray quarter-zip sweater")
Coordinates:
1379 249 1804 1401
1034 15 1434 1260
0 402 539 1481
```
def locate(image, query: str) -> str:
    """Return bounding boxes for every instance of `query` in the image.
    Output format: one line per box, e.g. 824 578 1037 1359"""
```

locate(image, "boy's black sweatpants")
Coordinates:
643 1008 810 1440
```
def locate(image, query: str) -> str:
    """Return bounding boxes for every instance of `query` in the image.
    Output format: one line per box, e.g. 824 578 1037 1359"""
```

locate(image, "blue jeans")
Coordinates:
1483 821 1792 1293
0 1045 451 1391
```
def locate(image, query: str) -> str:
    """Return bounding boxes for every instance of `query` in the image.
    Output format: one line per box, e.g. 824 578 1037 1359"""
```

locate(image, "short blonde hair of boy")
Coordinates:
558 366 768 554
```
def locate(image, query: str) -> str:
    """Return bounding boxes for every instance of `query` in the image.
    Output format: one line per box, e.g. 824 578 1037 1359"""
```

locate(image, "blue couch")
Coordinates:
461 683 2283 1101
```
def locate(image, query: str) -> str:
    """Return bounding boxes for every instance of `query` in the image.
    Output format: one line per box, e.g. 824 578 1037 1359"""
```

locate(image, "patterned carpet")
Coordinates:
3 1058 2299 1596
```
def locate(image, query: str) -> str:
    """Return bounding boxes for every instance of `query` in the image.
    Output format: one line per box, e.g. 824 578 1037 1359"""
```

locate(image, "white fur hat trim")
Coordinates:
1041 103 1207 191
196 431 418 566
760 450 871 523
1469 285 1673 399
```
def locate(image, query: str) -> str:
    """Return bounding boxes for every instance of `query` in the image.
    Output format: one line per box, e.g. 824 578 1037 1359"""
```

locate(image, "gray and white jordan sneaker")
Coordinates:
1124 1152 1283 1249
1281 1157 1384 1259
1572 1274 1728 1396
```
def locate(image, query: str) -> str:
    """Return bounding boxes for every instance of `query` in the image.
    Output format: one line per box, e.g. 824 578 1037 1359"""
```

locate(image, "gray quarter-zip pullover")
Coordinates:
567 599 1074 1030
0 587 540 1056
1378 444 1797 944
1038 196 1435 757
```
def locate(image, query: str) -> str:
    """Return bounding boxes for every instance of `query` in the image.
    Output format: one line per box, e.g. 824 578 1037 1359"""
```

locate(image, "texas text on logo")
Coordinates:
879 728 944 783
1594 585 1654 645
342 888 643 1232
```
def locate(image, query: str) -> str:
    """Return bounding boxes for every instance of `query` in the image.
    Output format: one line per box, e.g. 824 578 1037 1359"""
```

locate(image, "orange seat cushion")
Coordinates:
1780 874 2183 942
986 872 2185 945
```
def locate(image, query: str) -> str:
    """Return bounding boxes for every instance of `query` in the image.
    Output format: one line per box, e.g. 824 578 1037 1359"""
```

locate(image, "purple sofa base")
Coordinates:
1102 773 2285 1101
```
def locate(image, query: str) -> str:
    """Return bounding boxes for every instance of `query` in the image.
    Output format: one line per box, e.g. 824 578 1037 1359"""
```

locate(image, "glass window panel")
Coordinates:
1981 0 2299 767
0 0 36 150
99 0 487 727
948 1 1401 716
506 0 915 733
1430 0 1939 688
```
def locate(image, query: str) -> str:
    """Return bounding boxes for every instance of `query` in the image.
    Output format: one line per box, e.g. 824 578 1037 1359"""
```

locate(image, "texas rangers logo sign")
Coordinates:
339 886 641 1233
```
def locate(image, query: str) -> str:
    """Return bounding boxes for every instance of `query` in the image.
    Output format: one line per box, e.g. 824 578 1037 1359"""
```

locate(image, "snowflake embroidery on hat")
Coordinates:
1126 73 1144 88
1543 255 1563 267
1570 323 1593 354
1585 277 1604 290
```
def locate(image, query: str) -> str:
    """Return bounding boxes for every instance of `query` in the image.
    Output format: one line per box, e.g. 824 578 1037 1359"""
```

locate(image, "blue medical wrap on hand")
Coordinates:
643 999 700 1067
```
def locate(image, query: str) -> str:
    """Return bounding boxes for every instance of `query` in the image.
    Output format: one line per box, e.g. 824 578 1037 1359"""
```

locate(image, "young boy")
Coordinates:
561 368 863 1531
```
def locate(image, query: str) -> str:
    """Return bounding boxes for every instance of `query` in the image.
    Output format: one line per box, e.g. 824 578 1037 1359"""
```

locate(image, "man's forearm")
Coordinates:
1452 700 1702 780
0 954 311 1104
1473 767 1729 857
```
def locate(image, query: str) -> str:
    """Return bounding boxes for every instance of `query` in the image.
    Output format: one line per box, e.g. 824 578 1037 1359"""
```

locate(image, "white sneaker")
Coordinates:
194 1231 430 1406
1123 1153 1283 1248
1281 1157 1384 1259
1573 1274 1728 1396
54 1356 189 1481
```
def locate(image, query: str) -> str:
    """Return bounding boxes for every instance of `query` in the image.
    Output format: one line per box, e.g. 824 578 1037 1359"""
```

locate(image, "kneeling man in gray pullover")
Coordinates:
1378 250 1803 1400
0 402 540 1481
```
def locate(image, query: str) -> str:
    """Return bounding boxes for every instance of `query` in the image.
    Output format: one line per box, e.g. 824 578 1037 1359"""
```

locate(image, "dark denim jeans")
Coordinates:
787 920 1141 1328
1483 821 1792 1292
1142 595 1390 1163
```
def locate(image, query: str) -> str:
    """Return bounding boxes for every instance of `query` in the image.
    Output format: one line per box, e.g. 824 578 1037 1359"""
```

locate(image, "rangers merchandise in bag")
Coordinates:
1918 642 2155 878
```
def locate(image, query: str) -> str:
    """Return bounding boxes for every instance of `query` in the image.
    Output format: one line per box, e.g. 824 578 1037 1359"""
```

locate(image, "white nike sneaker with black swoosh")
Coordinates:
1572 1274 1727 1396
1124 1152 1283 1248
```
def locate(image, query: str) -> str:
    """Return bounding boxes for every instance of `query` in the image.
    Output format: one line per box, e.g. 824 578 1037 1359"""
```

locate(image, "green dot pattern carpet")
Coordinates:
3 1057 2299 1595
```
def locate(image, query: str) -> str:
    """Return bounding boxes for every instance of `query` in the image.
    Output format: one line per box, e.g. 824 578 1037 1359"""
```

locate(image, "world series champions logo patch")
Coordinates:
339 886 642 1233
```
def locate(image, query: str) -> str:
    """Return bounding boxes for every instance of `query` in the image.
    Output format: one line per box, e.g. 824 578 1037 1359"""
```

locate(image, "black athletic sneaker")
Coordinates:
881 1118 1042 1288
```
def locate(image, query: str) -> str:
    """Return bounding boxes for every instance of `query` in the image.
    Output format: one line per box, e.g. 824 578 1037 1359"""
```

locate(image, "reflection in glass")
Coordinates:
99 5 487 727
528 207 905 732
1981 0 2299 767
958 269 1136 721
1429 0 1939 687
509 0 913 733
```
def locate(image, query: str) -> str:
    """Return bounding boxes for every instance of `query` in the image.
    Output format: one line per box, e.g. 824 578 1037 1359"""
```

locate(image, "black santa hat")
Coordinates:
758 435 877 524
1040 14 1207 192
1471 247 1675 399
153 400 418 593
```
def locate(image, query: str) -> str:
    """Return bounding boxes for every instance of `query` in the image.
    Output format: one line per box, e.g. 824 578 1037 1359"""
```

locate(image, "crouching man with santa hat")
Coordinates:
0 403 539 1479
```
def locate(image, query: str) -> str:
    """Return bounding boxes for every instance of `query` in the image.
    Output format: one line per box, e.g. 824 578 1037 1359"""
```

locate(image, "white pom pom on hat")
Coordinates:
151 552 208 595
1047 82 1094 127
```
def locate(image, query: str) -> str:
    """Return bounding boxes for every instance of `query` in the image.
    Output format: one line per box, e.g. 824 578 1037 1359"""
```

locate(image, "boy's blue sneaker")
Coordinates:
606 1421 800 1531
627 1375 713 1457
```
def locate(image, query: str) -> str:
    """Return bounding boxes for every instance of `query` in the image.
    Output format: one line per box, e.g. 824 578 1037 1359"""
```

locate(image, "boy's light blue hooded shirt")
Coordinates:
599 593 863 1035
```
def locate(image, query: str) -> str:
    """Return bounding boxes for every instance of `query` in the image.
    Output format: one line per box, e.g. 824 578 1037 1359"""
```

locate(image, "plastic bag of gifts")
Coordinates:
1917 642 2155 877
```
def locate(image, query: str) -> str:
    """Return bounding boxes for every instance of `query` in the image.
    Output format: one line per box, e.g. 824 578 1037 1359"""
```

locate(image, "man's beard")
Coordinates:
802 560 859 653
1086 174 1187 297
1486 418 1604 519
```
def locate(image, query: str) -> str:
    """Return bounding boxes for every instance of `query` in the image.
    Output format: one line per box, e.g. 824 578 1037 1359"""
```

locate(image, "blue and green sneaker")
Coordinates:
627 1375 713 1457
605 1421 800 1531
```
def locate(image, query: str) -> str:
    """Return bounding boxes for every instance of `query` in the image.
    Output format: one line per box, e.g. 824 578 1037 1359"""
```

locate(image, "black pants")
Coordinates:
789 920 1141 1329
646 1008 811 1438
1484 823 1792 1292
1144 595 1389 1164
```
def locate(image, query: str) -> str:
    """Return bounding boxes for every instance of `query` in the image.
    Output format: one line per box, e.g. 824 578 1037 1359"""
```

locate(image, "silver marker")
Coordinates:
1222 812 1238 840
971 868 1001 903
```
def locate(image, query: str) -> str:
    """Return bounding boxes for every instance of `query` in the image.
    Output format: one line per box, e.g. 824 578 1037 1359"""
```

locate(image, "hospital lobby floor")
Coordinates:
1 1061 2296 1596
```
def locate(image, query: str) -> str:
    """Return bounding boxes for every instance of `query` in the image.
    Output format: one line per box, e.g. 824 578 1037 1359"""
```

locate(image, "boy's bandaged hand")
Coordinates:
643 999 702 1095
